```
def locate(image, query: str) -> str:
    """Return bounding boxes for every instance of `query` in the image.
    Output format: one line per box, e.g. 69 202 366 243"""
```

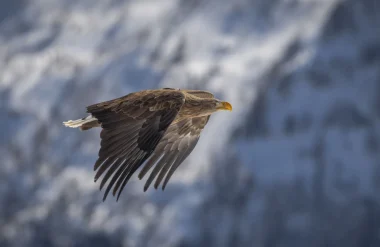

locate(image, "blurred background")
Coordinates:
1 0 380 246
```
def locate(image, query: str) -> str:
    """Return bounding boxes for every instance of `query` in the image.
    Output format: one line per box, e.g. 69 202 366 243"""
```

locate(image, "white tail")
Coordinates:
63 115 97 128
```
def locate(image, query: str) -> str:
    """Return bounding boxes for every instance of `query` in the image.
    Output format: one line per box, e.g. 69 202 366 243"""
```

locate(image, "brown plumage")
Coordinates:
63 88 232 201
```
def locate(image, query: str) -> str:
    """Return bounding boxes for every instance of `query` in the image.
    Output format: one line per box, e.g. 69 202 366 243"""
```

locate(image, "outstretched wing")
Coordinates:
137 115 211 192
87 90 185 201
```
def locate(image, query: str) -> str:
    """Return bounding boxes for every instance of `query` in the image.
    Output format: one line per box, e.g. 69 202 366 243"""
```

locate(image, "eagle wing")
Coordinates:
129 89 213 193
87 90 185 201
137 115 211 192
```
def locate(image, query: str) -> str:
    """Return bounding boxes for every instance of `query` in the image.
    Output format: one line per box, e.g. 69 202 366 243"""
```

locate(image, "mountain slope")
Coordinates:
1 0 379 246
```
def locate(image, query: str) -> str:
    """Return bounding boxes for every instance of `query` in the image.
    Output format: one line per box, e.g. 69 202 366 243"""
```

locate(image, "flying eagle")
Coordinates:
63 88 232 201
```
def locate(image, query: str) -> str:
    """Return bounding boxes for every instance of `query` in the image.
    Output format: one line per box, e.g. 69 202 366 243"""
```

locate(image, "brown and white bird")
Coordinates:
63 88 232 201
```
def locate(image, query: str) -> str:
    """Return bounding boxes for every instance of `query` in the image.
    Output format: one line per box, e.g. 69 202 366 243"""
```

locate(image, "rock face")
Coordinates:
1 0 379 246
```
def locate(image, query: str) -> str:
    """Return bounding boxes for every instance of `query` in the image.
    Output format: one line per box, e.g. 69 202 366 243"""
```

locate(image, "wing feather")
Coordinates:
137 152 163 179
104 150 145 201
113 152 151 200
154 152 179 189
144 153 172 191
162 139 198 190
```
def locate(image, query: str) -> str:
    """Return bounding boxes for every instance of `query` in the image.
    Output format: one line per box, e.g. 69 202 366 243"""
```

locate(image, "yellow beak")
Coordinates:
218 101 232 111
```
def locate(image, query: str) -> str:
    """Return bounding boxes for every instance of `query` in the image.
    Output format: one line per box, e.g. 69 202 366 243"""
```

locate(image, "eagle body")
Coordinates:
63 88 232 201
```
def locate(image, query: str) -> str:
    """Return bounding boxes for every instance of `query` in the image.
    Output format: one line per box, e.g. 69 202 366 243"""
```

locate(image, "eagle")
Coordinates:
63 88 232 201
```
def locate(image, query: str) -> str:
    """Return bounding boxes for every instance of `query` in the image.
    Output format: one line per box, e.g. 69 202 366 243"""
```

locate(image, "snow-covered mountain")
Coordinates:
1 0 379 246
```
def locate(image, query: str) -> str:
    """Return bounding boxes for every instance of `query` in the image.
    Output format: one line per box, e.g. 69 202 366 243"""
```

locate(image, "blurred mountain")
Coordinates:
1 0 380 246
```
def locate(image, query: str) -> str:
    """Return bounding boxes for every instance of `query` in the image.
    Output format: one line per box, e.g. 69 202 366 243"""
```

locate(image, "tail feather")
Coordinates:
63 115 99 130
